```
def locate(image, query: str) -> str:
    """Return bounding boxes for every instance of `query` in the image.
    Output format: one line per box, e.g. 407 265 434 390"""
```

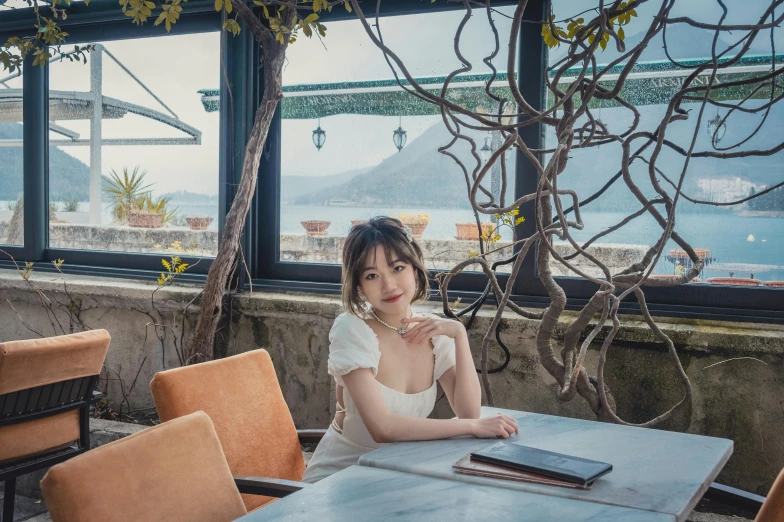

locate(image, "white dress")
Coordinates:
301 312 456 483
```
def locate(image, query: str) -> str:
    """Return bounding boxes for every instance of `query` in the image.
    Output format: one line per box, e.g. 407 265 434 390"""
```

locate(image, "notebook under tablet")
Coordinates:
470 442 613 486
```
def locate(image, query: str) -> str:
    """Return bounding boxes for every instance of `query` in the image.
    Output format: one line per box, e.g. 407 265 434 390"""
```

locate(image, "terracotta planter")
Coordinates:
707 277 762 287
185 217 213 231
401 221 427 239
455 222 494 240
129 211 163 228
351 220 366 227
301 220 330 236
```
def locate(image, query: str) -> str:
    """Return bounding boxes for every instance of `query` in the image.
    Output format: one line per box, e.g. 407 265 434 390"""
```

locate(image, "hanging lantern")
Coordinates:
392 116 407 152
312 119 326 151
706 112 726 146
480 136 492 164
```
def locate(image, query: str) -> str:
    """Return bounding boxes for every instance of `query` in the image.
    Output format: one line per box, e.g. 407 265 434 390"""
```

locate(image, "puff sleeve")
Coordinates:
433 334 457 381
327 312 381 387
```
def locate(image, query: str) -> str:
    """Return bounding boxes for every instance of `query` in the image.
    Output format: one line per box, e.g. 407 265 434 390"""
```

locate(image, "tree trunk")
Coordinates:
183 9 291 364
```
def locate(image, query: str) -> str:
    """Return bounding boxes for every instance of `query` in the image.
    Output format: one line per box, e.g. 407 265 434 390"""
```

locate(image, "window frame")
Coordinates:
0 0 242 281
2 0 781 323
250 0 784 324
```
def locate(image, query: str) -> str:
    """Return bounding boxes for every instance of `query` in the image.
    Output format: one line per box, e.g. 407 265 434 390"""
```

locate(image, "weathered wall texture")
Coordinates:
0 269 781 495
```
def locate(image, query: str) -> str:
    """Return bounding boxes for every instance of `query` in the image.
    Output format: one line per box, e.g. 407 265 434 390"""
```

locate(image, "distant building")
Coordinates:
695 177 757 203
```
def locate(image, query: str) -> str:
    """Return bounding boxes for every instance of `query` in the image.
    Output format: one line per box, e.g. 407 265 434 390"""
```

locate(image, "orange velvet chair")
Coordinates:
755 467 784 522
41 411 249 522
0 330 110 522
150 349 325 511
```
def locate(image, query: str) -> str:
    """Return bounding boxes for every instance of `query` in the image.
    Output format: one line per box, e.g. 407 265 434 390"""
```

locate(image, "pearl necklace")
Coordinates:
370 310 408 335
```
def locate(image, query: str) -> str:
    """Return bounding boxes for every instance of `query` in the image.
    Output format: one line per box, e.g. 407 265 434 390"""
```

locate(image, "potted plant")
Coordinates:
129 194 177 229
105 166 154 225
301 220 330 236
455 222 494 241
185 217 214 230
399 213 430 238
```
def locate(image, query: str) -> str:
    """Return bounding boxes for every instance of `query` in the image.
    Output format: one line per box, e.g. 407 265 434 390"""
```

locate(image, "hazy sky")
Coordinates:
9 3 518 196
5 0 779 196
47 32 221 196
280 5 518 179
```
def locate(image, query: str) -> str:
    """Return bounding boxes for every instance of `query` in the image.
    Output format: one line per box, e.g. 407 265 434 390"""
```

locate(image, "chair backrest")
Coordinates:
0 329 110 396
41 411 247 522
150 349 305 511
756 467 784 522
0 330 110 463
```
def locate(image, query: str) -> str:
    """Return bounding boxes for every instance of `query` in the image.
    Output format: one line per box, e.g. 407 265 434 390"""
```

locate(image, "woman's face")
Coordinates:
358 244 417 315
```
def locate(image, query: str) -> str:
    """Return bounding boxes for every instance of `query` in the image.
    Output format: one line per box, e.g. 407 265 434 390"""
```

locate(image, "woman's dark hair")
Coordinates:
341 216 429 317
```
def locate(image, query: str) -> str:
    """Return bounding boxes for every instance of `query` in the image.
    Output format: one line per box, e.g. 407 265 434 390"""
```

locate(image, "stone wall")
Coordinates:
2 222 649 278
0 269 781 495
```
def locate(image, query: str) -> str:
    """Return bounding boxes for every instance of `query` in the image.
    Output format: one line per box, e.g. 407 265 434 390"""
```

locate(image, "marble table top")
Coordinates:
239 465 675 521
358 407 733 522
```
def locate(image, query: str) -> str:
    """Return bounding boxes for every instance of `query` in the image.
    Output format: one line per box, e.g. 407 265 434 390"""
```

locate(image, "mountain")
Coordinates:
293 123 500 209
282 169 368 203
161 190 219 203
292 99 784 212
0 123 91 201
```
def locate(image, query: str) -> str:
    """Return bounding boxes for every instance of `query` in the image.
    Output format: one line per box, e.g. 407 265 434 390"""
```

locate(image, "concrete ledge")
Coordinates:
2 221 649 278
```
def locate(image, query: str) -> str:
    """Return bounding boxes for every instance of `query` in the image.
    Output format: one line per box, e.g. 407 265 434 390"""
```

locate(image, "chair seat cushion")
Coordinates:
0 409 79 463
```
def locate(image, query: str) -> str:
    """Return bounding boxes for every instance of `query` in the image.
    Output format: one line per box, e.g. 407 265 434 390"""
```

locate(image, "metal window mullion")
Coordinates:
22 53 48 261
513 0 547 297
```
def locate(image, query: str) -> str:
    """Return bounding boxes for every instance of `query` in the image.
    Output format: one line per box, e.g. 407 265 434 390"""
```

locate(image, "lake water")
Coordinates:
280 205 784 282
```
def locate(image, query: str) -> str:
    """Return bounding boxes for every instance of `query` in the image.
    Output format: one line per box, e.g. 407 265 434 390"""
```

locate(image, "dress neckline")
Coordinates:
375 379 436 397
348 312 440 383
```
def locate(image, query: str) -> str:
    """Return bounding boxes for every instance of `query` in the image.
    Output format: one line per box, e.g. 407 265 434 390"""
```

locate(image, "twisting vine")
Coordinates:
350 0 784 425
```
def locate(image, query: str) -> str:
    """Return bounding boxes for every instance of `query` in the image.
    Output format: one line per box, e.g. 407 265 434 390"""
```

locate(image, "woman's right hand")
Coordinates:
470 413 519 439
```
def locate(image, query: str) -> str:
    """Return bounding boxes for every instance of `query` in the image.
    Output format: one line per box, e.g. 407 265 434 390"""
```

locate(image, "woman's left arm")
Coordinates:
402 316 482 419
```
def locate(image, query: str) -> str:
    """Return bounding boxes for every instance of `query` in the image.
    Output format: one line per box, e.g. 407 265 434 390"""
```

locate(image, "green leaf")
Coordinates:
214 0 222 11
304 13 318 23
344 0 351 12
223 18 241 36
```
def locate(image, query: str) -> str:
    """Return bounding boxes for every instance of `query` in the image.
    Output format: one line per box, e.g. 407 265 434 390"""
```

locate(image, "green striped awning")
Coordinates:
198 53 783 117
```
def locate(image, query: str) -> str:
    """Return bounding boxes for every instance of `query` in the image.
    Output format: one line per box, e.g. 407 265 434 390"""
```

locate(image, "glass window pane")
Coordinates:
0 71 24 247
47 32 220 257
280 8 518 271
545 0 784 287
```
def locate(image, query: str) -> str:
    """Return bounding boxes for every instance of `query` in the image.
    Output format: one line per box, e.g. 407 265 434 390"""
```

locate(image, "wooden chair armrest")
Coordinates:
297 429 327 444
233 475 309 498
